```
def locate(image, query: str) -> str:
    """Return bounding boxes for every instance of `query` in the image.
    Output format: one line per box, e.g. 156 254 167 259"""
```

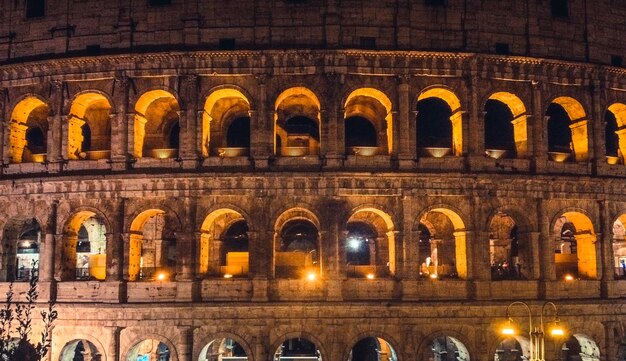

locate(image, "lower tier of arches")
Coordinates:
45 302 625 361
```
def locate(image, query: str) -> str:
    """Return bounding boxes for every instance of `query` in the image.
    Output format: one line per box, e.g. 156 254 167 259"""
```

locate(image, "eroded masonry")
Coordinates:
1 0 626 361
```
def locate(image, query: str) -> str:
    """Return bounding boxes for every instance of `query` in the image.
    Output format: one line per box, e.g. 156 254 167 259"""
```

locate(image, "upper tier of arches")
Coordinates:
3 69 626 175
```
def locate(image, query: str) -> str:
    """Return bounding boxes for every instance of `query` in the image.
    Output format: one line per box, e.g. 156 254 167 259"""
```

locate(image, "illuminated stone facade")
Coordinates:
1 1 626 361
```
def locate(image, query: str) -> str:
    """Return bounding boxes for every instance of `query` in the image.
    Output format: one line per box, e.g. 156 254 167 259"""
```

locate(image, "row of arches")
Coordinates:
57 332 601 361
7 86 626 165
5 204 626 283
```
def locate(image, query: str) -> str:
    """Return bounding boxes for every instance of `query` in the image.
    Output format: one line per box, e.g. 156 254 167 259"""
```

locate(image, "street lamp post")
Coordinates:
501 301 565 361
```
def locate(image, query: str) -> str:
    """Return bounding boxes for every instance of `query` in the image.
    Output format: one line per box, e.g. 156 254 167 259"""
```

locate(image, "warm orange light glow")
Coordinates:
223 273 233 279
156 272 167 281
501 319 517 336
307 272 316 281
564 274 574 282
429 273 438 279
366 273 375 279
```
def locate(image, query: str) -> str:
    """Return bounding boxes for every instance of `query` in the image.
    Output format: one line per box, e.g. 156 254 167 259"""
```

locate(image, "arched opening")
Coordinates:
489 213 524 280
127 339 170 361
612 215 626 279
129 210 177 281
199 209 249 278
418 209 467 279
425 336 470 361
416 88 463 157
484 100 516 159
606 103 626 165
62 211 107 281
68 93 112 160
546 97 588 163
561 334 600 361
1 218 41 282
274 87 321 157
203 88 251 158
553 212 597 280
345 208 396 278
493 336 530 361
344 88 393 156
198 338 248 361
275 219 320 279
273 338 322 361
134 90 180 159
348 337 397 361
9 97 49 163
486 92 528 158
60 339 102 361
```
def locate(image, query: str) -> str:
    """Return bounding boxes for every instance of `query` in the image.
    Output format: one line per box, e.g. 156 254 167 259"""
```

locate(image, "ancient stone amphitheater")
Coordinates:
0 0 625 360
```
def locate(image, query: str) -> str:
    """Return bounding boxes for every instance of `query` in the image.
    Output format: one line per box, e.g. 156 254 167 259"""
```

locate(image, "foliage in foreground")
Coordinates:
0 263 57 361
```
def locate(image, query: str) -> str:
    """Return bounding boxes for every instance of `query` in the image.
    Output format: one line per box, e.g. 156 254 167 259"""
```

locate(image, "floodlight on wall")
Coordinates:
366 273 375 280
564 274 574 282
156 272 167 281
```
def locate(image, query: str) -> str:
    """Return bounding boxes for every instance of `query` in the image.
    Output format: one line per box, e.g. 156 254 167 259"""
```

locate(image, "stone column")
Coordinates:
397 75 414 168
392 231 404 278
599 200 614 284
178 74 199 169
52 234 64 281
467 65 483 157
323 72 341 167
175 232 195 281
249 230 269 301
127 113 138 159
39 201 58 282
324 0 339 47
105 326 120 361
590 77 603 166
251 74 270 169
177 326 194 361
529 231 542 280
537 199 555 281
121 232 131 281
0 88 6 165
105 232 122 281
473 232 491 280
531 81 547 163
111 73 129 170
457 230 472 279
47 80 65 172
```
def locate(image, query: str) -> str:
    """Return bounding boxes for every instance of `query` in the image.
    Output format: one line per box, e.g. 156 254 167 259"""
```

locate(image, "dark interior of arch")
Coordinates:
25 127 46 154
167 121 180 149
416 97 453 148
226 116 251 148
279 338 319 357
605 110 620 157
221 219 249 264
346 222 375 265
345 116 378 148
484 99 516 156
547 103 573 153
350 337 384 361
81 122 92 152
280 220 318 252
494 337 524 361
284 116 319 141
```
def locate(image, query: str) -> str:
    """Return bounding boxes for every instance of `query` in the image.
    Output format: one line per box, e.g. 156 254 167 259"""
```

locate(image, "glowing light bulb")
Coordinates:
223 274 233 279
156 272 166 281
307 272 316 281
366 273 375 279
564 274 574 282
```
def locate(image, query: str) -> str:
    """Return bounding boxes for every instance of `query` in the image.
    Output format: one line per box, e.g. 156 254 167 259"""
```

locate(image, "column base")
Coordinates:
252 156 271 170
110 157 128 171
